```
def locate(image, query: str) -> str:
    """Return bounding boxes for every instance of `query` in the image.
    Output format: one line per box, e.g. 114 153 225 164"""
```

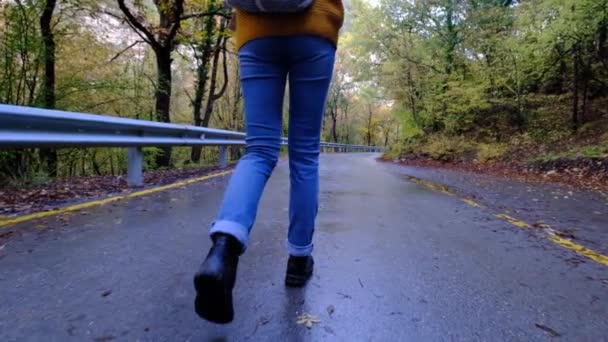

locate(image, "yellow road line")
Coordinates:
548 235 608 267
496 214 608 267
0 170 233 228
494 214 532 228
403 174 608 268
404 175 454 196
462 198 485 208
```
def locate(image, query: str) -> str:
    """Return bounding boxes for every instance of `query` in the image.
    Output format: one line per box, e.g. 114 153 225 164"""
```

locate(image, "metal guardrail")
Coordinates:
0 104 384 186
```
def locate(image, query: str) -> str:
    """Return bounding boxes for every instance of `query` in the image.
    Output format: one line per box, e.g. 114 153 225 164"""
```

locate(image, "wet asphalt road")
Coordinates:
382 162 608 256
0 153 607 341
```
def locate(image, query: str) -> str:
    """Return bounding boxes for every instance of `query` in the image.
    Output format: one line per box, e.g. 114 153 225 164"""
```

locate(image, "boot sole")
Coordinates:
193 272 234 324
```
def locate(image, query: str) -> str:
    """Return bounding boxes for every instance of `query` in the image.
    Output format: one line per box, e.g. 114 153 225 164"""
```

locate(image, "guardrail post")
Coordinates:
219 146 228 168
127 147 144 187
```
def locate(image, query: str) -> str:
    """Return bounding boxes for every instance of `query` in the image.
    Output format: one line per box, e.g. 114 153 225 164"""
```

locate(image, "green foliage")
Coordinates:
349 0 608 160
601 132 608 145
395 108 425 139
580 146 605 158
438 80 492 135
31 170 51 186
419 135 475 162
476 143 508 163
382 144 403 160
0 2 45 106
143 147 162 170
528 152 562 164
527 144 608 164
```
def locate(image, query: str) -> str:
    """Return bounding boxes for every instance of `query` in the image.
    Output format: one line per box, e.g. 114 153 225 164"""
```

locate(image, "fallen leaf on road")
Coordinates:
337 292 352 299
323 326 335 335
590 296 600 305
555 230 576 239
532 222 550 229
251 316 271 336
327 304 335 316
296 313 321 329
535 323 561 337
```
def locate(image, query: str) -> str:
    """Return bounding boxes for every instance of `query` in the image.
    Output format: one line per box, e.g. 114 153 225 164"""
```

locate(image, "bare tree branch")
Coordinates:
180 10 229 21
116 0 160 50
109 40 144 62
214 35 229 100
166 0 185 44
76 96 150 112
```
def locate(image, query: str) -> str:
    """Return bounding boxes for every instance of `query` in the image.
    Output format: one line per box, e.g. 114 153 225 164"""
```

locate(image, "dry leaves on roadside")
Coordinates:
0 166 226 217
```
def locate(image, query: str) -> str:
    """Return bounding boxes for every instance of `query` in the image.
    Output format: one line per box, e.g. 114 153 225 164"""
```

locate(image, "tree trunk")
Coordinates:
572 45 580 130
116 0 187 168
39 0 57 177
366 105 373 146
581 80 588 123
384 127 390 147
599 13 607 61
406 68 419 125
341 101 350 143
190 10 216 163
155 49 173 167
230 65 243 160
331 108 338 143
193 19 228 162
444 0 457 75
201 20 228 128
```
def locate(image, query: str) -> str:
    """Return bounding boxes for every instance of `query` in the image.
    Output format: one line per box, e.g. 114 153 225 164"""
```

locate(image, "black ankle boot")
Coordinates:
193 233 241 324
285 255 314 287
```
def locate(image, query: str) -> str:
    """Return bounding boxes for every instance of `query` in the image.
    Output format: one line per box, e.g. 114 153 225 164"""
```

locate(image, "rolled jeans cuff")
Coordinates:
209 220 249 253
287 240 313 256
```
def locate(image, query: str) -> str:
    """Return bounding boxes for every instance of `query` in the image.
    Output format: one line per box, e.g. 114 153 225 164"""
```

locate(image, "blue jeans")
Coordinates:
209 36 336 256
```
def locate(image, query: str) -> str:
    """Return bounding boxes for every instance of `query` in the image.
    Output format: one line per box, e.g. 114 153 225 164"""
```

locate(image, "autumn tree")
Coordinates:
39 0 57 176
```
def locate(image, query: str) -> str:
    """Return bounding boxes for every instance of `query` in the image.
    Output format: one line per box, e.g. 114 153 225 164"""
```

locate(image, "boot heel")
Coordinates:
194 273 234 324
193 233 241 324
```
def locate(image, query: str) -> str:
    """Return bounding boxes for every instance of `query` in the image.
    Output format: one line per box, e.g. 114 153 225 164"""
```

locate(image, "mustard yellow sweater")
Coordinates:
234 0 344 50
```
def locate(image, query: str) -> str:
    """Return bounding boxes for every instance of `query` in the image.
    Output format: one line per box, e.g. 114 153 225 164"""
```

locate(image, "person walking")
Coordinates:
193 0 344 324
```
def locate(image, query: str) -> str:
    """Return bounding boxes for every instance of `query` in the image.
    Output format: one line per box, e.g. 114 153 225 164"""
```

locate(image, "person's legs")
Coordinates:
195 38 287 324
209 39 288 249
286 37 336 255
